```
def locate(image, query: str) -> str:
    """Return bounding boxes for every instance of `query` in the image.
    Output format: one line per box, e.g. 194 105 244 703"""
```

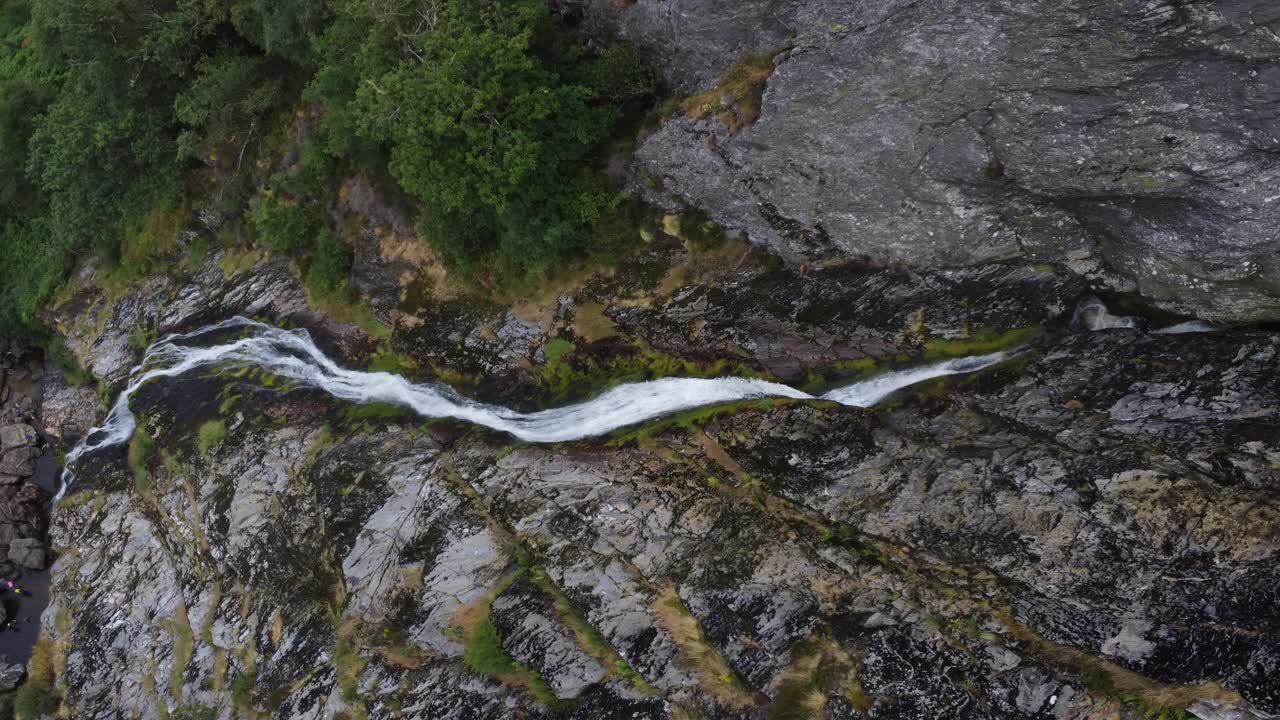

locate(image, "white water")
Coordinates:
57 317 1018 499
1076 296 1140 331
1152 320 1219 335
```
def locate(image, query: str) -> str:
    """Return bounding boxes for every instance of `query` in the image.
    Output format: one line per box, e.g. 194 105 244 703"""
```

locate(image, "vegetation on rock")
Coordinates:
0 0 657 338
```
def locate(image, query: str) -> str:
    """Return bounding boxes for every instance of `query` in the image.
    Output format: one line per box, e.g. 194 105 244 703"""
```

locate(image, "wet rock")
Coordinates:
7 537 45 570
34 292 1280 720
40 371 101 445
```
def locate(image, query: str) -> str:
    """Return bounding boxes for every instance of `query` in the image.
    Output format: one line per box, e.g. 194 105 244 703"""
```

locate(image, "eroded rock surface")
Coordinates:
37 320 1280 719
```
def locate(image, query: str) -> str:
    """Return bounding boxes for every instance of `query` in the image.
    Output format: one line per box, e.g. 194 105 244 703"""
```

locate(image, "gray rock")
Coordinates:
491 580 607 699
0 660 23 692
40 372 101 445
0 423 36 452
7 537 46 570
591 0 1280 321
1014 667 1058 715
0 447 38 477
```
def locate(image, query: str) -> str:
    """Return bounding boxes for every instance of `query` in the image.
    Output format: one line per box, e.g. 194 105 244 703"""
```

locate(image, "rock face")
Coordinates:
0 421 48 579
569 0 1280 322
38 317 1280 719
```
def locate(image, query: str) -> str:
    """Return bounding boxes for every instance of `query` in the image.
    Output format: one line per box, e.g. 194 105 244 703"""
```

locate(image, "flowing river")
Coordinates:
58 317 1018 498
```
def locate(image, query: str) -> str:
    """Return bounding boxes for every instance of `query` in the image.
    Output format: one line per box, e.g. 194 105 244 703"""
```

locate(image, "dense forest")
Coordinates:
0 0 657 338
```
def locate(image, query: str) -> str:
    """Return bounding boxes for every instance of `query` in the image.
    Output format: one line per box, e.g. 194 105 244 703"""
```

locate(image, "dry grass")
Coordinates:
683 52 779 133
572 302 619 342
998 610 1239 713
653 588 755 708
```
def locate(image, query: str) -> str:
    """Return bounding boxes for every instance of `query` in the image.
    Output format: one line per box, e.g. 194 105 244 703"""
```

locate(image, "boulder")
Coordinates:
39 377 101 445
0 424 36 452
7 537 46 570
0 447 38 477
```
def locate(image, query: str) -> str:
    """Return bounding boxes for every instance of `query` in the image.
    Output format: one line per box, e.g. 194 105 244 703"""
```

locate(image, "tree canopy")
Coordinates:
0 0 657 338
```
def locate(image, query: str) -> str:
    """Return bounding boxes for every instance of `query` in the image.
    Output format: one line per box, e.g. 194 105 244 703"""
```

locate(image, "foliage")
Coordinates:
312 0 654 278
249 198 319 255
0 0 657 338
305 229 351 294
174 52 284 157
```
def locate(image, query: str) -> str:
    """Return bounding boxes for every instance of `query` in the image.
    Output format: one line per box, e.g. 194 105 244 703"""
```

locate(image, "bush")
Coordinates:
305 229 350 294
249 198 318 255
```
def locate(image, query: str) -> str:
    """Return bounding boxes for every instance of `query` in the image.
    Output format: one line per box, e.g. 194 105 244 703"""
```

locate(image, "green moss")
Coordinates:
682 51 780 132
197 419 227 453
542 337 575 365
464 619 514 675
128 425 156 494
333 633 369 703
46 335 92 386
185 234 210 272
536 341 771 407
230 671 256 710
169 605 196 700
13 684 60 719
218 392 242 415
339 402 414 424
608 398 798 446
369 347 420 375
922 326 1039 360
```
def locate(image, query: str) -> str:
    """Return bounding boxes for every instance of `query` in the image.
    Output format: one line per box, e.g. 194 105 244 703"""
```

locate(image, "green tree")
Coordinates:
312 0 649 277
174 51 283 157
305 229 350 294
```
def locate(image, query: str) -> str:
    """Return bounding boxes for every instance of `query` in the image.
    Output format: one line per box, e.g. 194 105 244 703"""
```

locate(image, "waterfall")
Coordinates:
55 317 1018 499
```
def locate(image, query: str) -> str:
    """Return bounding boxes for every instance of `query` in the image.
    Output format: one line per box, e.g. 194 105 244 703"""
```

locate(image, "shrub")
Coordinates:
304 229 350 294
249 198 318 255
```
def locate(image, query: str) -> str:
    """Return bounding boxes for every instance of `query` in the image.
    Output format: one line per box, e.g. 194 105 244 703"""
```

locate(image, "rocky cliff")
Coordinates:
9 2 1280 718
563 0 1280 322
14 207 1277 719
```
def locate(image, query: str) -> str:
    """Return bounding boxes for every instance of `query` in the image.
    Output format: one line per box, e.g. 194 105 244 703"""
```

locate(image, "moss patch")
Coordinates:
197 419 227 453
922 326 1040 360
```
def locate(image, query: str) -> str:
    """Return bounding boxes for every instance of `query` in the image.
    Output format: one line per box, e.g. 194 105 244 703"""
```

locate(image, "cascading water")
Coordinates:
56 317 1019 500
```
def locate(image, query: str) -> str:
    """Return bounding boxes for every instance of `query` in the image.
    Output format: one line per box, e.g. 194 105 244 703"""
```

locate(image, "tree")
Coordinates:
174 51 283 157
311 0 643 275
